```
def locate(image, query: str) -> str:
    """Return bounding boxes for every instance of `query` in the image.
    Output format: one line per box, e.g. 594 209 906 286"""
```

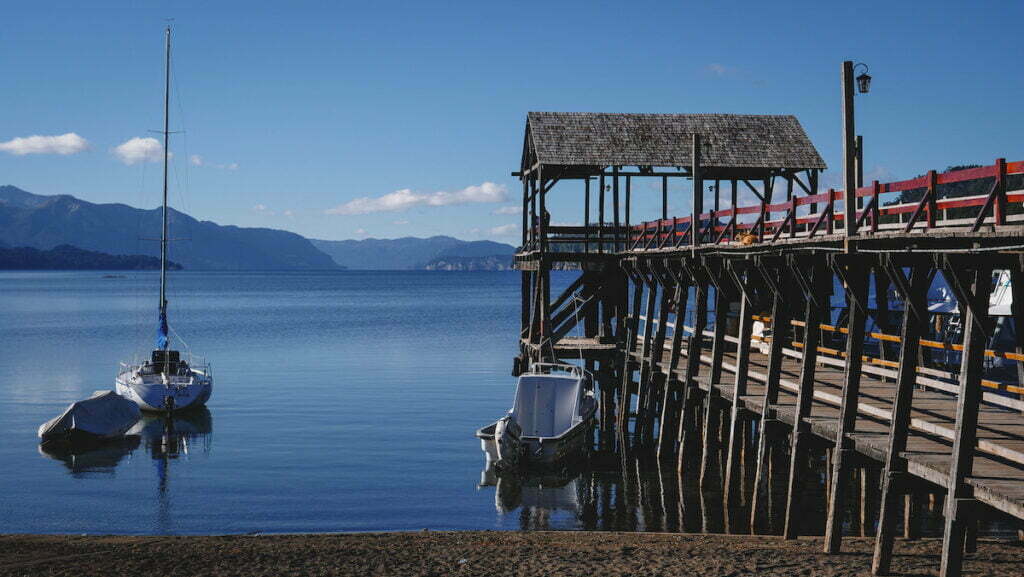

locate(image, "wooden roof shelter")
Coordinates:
521 112 826 180
515 111 829 254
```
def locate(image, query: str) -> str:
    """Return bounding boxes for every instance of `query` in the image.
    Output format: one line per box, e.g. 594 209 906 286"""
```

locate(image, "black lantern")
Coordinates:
854 63 871 94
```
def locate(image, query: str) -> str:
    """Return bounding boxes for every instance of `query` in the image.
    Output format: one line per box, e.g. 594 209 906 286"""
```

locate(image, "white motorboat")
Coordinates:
38 390 141 444
115 26 213 413
476 363 597 470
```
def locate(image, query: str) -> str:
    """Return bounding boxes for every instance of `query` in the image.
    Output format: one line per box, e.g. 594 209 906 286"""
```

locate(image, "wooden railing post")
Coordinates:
994 158 1007 226
871 180 881 233
927 170 938 229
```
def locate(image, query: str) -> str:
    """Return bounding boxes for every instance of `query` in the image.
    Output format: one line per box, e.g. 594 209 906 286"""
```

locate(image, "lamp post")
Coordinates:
842 61 871 236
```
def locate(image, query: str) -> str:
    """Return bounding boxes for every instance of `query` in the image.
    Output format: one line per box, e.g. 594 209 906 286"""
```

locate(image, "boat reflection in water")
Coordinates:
38 407 212 483
38 435 141 478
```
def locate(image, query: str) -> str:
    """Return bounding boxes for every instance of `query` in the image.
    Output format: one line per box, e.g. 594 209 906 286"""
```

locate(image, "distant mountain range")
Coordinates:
311 237 515 270
0 244 180 270
0 185 337 270
0 185 516 270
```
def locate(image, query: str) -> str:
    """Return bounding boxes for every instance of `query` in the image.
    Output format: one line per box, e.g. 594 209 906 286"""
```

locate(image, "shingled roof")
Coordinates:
526 112 826 170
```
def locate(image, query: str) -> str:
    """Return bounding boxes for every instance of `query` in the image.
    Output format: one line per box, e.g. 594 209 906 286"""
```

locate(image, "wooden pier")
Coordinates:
512 111 1024 576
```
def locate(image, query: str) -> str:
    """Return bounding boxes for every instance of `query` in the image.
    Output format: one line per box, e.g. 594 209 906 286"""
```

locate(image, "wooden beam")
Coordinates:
678 261 709 473
939 263 993 577
824 254 871 553
751 259 791 532
723 261 755 523
784 257 828 539
692 135 702 247
872 264 930 575
658 272 690 460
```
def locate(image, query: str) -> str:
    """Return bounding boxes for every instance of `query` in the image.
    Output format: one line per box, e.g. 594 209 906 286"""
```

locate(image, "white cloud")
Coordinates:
0 132 89 155
392 219 410 225
283 210 294 217
705 63 734 77
492 205 523 215
326 182 507 215
190 154 238 170
489 224 518 236
354 228 367 236
113 137 164 165
252 204 270 213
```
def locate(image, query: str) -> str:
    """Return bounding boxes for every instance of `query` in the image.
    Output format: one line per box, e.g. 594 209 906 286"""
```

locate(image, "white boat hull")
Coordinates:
115 375 212 413
477 363 598 470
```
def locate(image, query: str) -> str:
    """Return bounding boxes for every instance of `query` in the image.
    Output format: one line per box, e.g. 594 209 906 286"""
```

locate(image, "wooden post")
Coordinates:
872 263 930 575
724 262 755 521
824 255 871 552
659 266 691 459
709 266 729 386
522 178 529 247
939 262 993 577
751 261 791 531
584 177 591 254
783 258 827 539
842 60 857 237
662 175 668 221
994 158 1007 226
618 266 645 442
692 134 702 247
635 265 659 440
644 266 673 443
701 261 730 485
862 466 879 536
678 269 709 473
625 175 632 237
613 166 621 252
598 173 606 254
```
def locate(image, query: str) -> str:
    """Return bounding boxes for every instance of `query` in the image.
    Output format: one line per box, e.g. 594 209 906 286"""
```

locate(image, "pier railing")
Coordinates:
522 224 632 254
630 158 1024 249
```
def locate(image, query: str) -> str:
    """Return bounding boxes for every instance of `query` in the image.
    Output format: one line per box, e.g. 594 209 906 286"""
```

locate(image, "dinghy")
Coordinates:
38 390 141 444
477 363 597 470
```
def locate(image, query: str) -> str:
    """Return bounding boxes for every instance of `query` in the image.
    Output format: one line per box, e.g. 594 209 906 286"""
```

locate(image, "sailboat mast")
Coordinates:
159 25 171 340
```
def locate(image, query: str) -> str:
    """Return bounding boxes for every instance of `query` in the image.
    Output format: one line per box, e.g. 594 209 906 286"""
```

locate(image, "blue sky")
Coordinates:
1 1 1022 242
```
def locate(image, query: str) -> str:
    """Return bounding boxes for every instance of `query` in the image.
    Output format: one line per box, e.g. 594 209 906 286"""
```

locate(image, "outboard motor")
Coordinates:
493 415 523 471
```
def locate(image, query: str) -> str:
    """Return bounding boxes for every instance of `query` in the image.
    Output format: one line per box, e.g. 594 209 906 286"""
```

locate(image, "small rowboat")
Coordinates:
477 363 597 470
38 390 141 444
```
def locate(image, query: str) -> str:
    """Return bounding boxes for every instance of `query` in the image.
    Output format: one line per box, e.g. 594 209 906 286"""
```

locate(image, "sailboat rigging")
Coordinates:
116 26 213 413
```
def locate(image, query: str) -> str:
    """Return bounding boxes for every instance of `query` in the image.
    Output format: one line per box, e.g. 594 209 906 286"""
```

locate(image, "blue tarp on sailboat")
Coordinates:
156 311 169 350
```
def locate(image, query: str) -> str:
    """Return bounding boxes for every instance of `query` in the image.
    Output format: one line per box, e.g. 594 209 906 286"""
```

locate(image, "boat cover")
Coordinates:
511 375 581 438
38 390 141 441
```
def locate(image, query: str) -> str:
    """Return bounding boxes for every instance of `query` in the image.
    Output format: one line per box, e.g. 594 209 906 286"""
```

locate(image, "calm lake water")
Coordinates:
0 270 536 534
0 270 1011 537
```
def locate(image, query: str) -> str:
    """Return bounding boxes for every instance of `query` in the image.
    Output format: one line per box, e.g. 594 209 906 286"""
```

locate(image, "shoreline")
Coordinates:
2 531 1021 576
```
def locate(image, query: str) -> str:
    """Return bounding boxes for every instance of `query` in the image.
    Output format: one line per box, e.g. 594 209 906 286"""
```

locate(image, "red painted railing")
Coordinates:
630 158 1024 250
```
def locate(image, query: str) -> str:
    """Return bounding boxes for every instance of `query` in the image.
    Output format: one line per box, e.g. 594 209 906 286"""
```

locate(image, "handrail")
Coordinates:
630 157 1024 248
637 314 1024 399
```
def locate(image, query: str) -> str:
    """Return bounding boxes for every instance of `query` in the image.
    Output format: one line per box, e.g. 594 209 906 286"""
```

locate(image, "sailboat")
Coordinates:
115 26 213 413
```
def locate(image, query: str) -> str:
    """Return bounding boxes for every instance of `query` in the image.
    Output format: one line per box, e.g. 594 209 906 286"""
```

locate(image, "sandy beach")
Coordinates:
1 532 1020 576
